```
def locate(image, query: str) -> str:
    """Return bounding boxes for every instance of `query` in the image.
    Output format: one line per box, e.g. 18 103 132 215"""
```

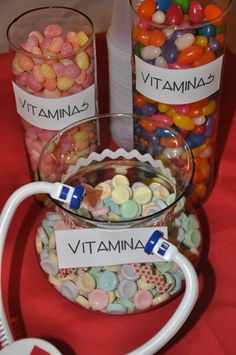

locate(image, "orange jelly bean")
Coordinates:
149 29 165 47
194 182 208 199
192 51 216 67
204 4 223 26
177 44 204 65
137 29 151 46
134 94 147 108
140 117 156 131
136 0 156 19
160 136 183 148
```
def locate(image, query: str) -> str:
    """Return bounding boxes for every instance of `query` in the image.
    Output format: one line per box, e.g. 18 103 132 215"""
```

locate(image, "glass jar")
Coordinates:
130 0 231 207
7 6 97 178
34 113 202 314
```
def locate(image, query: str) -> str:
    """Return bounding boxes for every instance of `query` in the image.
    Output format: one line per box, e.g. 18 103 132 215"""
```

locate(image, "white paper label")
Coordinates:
135 55 223 104
12 82 96 130
55 227 168 268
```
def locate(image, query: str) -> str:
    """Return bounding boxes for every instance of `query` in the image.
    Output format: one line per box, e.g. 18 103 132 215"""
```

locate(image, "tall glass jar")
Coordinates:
130 0 231 206
34 113 202 314
7 7 97 179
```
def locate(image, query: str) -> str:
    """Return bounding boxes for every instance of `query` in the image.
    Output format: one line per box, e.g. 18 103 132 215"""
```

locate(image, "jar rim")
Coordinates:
37 113 195 228
129 0 232 31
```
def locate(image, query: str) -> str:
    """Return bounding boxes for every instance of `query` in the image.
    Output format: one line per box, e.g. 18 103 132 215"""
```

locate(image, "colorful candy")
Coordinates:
35 171 201 313
10 16 96 177
131 0 229 206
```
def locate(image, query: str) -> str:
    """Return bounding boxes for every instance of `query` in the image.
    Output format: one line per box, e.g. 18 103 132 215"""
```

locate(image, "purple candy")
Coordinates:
161 39 178 63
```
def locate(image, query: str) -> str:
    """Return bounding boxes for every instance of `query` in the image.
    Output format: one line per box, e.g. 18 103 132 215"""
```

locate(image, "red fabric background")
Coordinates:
0 33 236 354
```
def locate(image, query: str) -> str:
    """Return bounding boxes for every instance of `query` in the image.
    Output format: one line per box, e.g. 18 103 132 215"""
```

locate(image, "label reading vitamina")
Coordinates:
12 82 96 130
55 227 168 268
135 55 223 105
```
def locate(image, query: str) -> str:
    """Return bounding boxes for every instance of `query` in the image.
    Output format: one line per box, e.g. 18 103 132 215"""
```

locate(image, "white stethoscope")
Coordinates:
0 182 199 355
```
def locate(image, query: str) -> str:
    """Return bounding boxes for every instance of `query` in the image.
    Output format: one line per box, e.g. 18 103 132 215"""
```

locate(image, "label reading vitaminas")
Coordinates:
135 55 223 104
55 227 168 268
12 82 96 130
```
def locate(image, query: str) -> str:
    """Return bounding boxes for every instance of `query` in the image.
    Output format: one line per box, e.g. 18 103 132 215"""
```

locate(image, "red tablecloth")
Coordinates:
0 33 236 355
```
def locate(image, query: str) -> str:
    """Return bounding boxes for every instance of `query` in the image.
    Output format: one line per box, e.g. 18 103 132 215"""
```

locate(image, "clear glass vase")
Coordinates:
130 0 231 207
7 6 97 178
35 113 202 314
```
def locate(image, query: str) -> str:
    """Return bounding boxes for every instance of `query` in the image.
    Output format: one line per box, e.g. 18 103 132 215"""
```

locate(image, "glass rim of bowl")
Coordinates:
6 6 94 60
37 113 195 228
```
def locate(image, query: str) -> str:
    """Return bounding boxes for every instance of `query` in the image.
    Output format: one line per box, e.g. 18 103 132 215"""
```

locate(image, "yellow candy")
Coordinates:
76 51 90 70
195 35 208 47
76 31 89 46
173 113 195 131
40 63 56 79
166 108 176 117
202 100 217 116
158 103 170 113
57 76 75 91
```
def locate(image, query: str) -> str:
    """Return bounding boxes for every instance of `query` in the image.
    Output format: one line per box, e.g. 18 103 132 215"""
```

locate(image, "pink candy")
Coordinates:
12 24 95 98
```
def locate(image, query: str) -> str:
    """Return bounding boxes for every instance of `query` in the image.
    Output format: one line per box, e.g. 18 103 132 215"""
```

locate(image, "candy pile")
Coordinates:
131 0 227 205
35 174 201 313
72 174 176 222
12 24 95 97
39 120 97 182
11 22 95 175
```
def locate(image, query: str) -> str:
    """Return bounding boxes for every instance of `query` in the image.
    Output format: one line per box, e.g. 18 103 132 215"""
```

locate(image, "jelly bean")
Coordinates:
134 42 144 57
188 1 204 24
160 136 183 147
174 0 190 13
137 29 151 46
177 44 204 64
202 100 217 116
151 113 173 127
155 56 168 68
192 115 206 125
168 61 190 69
134 94 147 108
152 10 166 24
204 115 215 137
192 124 206 136
173 104 190 115
157 103 170 113
198 24 216 37
208 37 221 52
174 33 195 51
173 113 195 130
141 103 157 116
204 4 223 26
141 45 161 60
185 133 205 148
140 117 157 131
149 29 165 47
156 127 174 137
136 0 156 18
166 3 183 26
162 28 175 40
162 39 178 63
192 51 216 67
194 35 208 47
